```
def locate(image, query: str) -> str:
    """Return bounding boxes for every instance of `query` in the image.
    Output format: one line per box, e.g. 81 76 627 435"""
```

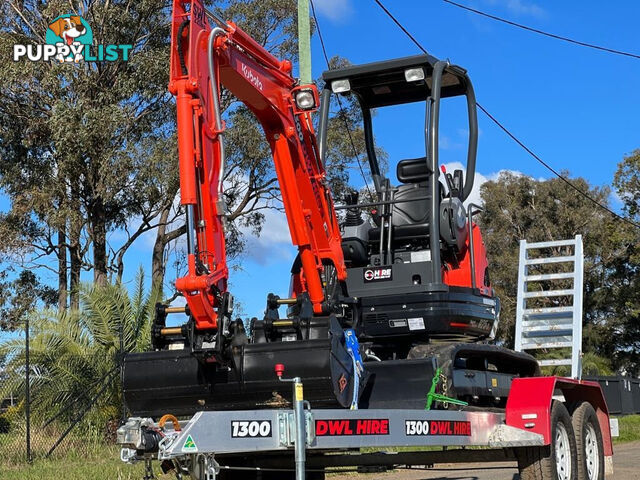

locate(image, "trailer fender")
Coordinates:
505 376 613 459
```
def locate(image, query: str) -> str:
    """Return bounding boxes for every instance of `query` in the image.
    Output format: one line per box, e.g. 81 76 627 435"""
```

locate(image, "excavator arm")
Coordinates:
169 0 346 333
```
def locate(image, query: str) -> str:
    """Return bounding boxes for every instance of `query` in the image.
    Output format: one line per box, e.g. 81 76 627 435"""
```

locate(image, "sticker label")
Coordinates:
408 317 425 331
231 420 272 438
295 383 304 401
405 420 471 436
182 434 198 452
363 267 392 282
410 250 431 263
389 319 408 328
315 419 389 436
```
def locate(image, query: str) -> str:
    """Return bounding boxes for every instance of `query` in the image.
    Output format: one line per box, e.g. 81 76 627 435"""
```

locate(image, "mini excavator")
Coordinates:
123 0 539 417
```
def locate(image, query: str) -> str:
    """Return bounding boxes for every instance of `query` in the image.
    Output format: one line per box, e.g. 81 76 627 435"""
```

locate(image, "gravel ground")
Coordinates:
329 441 640 480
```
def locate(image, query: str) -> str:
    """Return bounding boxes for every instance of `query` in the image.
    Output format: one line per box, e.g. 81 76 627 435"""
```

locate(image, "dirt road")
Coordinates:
329 441 640 480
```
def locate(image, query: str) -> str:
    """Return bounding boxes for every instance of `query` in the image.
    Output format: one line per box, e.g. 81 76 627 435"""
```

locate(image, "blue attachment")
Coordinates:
343 329 363 409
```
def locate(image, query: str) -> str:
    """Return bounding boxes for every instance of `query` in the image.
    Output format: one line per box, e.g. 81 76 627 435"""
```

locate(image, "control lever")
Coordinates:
440 165 455 197
440 166 458 245
453 169 464 200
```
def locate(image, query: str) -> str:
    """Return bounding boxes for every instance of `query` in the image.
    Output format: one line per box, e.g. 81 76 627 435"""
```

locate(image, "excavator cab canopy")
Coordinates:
317 53 478 205
322 54 470 108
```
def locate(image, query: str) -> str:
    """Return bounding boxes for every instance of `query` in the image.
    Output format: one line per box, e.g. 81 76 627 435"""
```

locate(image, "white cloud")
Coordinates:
457 127 483 138
312 0 353 23
484 0 546 19
609 190 624 209
238 208 294 265
439 135 463 151
439 162 525 207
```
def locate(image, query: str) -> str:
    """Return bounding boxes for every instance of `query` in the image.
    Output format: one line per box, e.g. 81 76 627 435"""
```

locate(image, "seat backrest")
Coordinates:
397 157 431 184
392 183 430 227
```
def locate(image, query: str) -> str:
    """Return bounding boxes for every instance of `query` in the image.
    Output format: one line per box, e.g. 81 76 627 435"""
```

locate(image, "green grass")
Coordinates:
2 446 149 480
613 414 640 444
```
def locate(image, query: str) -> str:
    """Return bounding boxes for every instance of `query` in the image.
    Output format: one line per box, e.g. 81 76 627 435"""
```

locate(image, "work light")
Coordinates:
294 89 316 110
404 67 425 82
331 79 351 93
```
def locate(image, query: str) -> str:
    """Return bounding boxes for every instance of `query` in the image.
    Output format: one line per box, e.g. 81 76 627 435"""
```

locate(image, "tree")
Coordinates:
0 0 176 307
479 172 640 374
0 269 57 331
614 149 640 218
0 0 387 318
0 270 157 427
611 149 640 374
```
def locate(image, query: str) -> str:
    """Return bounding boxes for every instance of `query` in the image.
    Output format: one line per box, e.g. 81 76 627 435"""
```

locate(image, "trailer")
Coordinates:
117 366 613 480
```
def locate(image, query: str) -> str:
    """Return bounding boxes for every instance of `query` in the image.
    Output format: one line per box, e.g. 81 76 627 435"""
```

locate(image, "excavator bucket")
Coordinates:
124 318 364 416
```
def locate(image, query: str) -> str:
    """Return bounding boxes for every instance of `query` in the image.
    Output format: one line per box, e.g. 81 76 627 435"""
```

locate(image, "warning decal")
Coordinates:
405 420 471 436
315 419 390 436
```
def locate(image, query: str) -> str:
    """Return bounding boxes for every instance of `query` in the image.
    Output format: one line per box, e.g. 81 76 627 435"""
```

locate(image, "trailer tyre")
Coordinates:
571 402 604 480
517 401 577 480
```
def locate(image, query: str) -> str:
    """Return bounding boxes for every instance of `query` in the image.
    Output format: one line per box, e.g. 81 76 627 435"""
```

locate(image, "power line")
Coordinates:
309 0 374 198
443 0 640 60
475 104 640 229
372 0 428 55
370 0 640 229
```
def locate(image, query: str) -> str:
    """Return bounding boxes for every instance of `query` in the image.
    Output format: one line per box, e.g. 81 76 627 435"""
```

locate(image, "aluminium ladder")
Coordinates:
514 235 584 379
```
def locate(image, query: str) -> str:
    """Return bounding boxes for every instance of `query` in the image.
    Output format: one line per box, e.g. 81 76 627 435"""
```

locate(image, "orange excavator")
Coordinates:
123 0 538 417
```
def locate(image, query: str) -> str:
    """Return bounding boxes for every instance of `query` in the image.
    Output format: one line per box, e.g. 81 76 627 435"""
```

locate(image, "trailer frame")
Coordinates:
117 375 613 480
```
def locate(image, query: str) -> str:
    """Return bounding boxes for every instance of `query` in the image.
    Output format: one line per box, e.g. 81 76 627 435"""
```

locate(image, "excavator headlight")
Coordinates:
331 79 351 93
294 89 316 110
404 67 425 82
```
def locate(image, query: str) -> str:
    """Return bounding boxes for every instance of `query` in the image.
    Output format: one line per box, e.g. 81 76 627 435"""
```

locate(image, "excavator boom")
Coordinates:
169 0 346 333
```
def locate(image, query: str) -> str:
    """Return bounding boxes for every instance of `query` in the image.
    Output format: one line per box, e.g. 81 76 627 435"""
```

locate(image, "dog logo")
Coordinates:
46 15 93 63
13 14 132 63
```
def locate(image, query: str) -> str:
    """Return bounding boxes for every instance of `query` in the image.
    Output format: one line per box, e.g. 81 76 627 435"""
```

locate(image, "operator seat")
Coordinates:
369 157 438 247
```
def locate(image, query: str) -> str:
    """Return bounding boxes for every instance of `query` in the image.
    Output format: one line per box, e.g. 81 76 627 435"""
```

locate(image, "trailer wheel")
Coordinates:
571 402 604 480
517 401 577 480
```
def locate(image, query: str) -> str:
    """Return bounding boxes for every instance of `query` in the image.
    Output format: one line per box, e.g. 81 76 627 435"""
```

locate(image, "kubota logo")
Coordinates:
241 62 263 91
12 14 132 63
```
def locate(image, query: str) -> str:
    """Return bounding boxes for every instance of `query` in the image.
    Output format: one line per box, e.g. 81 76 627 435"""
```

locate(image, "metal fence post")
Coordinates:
25 315 31 463
120 321 126 425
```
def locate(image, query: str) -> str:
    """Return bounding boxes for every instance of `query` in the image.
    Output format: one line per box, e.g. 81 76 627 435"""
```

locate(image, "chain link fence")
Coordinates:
0 327 122 465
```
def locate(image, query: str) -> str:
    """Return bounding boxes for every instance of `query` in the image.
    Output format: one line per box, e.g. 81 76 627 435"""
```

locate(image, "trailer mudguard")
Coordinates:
505 376 613 458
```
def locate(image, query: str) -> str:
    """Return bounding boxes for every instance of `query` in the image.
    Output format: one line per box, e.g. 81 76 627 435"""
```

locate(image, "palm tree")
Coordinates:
0 268 158 427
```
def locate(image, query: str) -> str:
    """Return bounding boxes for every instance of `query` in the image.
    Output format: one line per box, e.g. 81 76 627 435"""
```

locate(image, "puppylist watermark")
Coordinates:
13 14 132 63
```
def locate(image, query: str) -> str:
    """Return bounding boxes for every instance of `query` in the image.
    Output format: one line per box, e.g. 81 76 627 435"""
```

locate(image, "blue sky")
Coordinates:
2 0 639 322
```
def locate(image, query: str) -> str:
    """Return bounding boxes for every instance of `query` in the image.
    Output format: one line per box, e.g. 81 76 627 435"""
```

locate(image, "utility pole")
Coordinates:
298 0 312 84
